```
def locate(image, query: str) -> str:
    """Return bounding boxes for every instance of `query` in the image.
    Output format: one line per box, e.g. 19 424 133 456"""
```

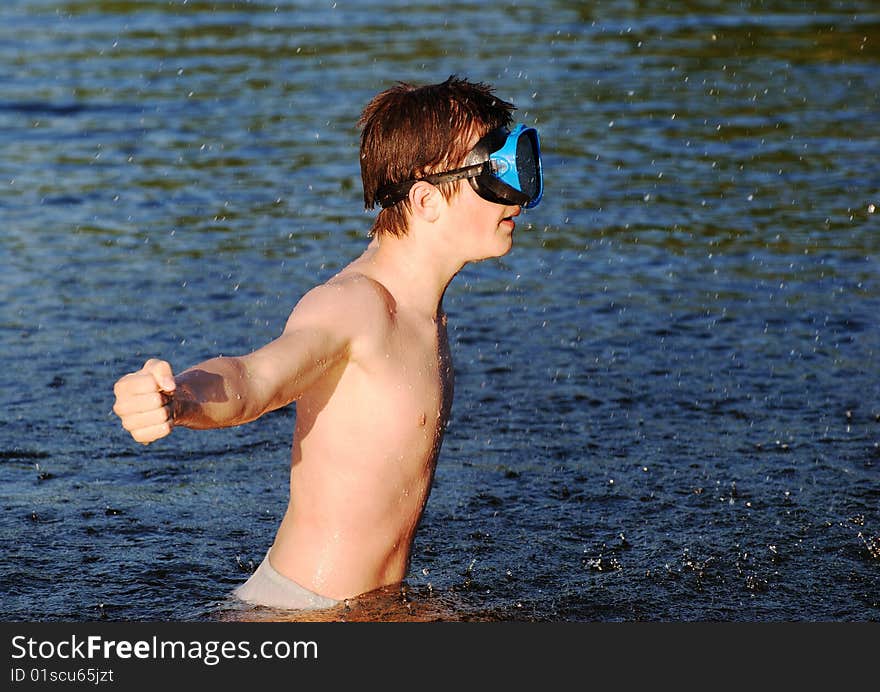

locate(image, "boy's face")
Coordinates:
447 180 521 260
442 132 522 262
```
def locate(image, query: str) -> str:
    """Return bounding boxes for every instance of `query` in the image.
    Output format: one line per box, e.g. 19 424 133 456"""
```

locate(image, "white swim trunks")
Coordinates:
233 550 341 611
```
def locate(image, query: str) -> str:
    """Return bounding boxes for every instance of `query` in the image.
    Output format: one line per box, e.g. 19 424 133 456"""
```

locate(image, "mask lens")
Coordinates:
515 130 540 201
484 125 542 208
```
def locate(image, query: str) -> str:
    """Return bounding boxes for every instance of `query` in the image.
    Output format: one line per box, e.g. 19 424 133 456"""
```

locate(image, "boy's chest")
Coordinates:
379 316 454 426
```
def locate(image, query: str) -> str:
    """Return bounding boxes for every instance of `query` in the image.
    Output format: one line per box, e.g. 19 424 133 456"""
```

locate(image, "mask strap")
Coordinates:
375 162 491 209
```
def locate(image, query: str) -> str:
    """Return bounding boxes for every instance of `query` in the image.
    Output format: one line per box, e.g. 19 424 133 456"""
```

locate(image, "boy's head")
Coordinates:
358 75 516 237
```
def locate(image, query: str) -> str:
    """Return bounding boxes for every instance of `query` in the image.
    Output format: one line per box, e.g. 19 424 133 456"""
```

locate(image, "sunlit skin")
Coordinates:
112 143 523 601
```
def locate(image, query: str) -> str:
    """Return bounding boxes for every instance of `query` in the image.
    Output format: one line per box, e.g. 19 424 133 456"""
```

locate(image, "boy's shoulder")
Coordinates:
285 270 395 335
324 270 396 316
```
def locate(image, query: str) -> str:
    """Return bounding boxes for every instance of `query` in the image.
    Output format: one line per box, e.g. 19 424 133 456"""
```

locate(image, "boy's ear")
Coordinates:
407 181 442 222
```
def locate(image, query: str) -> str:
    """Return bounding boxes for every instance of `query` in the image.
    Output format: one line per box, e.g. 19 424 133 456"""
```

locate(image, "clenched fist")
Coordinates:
113 359 177 444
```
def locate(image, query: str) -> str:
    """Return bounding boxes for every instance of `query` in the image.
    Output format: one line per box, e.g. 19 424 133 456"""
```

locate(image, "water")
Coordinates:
1 0 878 622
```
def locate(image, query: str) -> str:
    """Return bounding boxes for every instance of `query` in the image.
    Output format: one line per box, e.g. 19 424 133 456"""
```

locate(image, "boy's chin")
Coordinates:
495 236 515 257
473 245 513 263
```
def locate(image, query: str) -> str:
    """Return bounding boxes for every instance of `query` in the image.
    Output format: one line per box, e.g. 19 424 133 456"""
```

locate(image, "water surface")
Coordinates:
1 0 878 621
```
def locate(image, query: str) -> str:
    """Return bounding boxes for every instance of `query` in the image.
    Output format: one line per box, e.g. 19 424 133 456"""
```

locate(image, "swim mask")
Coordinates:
375 124 543 210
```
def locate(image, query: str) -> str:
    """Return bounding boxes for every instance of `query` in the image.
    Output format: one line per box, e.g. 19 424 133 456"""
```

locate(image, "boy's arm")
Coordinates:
171 316 348 430
113 278 380 444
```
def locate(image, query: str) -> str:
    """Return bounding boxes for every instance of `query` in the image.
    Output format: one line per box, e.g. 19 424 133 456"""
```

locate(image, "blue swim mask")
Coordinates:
375 124 543 210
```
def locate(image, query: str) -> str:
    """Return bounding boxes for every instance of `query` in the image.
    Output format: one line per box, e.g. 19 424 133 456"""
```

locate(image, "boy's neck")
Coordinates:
356 231 462 321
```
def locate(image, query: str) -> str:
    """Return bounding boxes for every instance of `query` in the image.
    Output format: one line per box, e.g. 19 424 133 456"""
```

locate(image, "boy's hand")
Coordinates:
113 359 177 444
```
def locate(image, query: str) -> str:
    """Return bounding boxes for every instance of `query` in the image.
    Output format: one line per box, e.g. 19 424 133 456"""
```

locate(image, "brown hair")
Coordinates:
358 75 515 237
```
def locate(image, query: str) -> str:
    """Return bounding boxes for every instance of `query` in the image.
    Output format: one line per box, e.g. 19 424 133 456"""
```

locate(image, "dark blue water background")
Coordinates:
1 0 878 621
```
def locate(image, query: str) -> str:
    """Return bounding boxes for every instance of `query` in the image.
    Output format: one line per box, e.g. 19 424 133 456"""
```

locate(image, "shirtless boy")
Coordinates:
112 76 543 610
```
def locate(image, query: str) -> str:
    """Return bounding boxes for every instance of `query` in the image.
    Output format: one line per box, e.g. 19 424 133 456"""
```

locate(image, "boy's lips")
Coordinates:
501 207 522 230
502 207 521 224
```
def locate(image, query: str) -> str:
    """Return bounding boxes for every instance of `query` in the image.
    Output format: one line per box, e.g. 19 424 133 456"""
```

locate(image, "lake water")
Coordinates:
1 0 878 621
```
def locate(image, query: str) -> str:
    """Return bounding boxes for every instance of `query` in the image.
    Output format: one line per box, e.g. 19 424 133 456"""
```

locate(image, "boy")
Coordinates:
112 76 543 610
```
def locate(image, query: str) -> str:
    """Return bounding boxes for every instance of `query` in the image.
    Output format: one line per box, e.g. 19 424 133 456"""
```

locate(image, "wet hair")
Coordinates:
358 75 515 237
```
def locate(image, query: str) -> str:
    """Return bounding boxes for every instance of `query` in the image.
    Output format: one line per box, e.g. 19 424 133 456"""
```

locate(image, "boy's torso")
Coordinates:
269 271 454 600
